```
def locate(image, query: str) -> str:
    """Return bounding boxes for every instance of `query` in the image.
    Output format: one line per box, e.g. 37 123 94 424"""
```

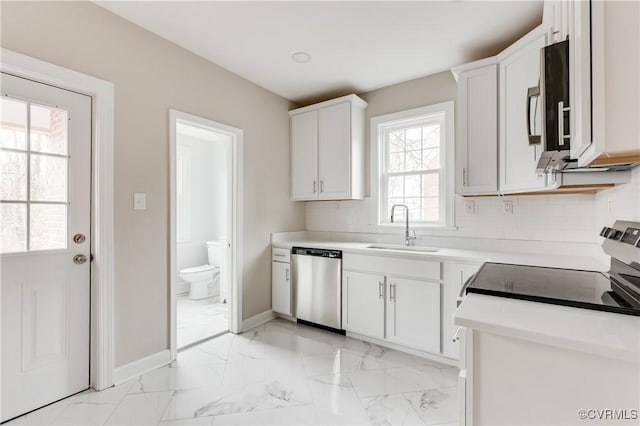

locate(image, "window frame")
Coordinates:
371 101 455 229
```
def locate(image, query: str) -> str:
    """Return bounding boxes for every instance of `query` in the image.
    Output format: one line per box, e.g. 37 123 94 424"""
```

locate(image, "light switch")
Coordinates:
133 192 146 210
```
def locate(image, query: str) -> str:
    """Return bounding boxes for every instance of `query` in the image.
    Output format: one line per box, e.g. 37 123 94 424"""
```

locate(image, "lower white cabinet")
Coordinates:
343 259 442 356
343 271 385 339
272 252 292 316
386 276 441 353
442 261 482 359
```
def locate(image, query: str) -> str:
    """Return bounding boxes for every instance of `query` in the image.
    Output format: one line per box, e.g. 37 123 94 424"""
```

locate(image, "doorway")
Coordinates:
169 110 243 357
0 72 92 422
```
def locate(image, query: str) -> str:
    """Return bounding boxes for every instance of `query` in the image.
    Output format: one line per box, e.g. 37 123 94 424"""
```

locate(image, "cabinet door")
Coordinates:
386 277 440 353
343 271 385 339
442 262 482 359
499 31 548 193
318 101 351 200
272 261 291 316
290 110 318 200
457 64 499 195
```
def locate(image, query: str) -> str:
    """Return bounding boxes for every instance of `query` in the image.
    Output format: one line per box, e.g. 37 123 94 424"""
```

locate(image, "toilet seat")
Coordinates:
181 264 217 274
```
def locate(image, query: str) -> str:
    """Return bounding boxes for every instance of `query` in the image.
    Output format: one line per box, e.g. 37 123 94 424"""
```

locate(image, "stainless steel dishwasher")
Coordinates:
291 247 343 332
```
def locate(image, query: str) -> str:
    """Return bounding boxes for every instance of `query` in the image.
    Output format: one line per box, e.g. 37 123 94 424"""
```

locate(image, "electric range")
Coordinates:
464 220 640 316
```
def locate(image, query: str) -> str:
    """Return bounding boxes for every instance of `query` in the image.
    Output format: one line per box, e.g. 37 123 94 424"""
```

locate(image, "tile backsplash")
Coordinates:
306 168 640 244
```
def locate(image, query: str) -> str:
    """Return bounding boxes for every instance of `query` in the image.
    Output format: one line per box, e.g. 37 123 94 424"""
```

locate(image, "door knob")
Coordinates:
73 254 88 264
73 233 86 244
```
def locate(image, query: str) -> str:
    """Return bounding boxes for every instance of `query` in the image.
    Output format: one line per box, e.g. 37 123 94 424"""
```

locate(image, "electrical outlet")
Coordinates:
503 200 514 215
464 200 475 215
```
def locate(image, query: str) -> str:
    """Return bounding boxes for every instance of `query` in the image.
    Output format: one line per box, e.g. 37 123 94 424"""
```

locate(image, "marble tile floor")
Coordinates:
8 319 459 426
177 294 229 349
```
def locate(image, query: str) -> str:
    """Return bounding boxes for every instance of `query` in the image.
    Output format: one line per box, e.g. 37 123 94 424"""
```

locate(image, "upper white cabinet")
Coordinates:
290 111 319 200
289 95 367 201
454 61 499 195
572 0 640 167
498 30 549 193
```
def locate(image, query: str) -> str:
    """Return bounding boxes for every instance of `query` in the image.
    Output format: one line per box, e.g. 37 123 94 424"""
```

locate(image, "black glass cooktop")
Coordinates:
465 262 640 316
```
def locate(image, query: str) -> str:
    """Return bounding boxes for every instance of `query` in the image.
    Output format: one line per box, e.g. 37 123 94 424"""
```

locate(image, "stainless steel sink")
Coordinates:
366 244 440 253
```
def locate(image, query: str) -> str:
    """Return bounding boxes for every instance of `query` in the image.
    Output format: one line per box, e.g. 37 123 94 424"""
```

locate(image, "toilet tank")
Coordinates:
206 240 224 267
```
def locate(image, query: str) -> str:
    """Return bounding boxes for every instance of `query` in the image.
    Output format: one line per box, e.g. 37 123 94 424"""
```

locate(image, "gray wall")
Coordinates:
0 1 305 367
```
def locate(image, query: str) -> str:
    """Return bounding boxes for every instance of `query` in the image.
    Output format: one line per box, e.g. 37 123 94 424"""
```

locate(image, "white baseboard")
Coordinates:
346 331 459 368
242 309 276 331
113 349 171 385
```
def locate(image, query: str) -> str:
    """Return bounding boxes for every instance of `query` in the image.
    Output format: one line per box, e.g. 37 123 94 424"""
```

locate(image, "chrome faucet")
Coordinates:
390 204 416 246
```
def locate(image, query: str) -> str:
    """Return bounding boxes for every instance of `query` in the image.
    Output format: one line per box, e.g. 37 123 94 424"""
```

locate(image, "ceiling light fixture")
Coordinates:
291 52 312 64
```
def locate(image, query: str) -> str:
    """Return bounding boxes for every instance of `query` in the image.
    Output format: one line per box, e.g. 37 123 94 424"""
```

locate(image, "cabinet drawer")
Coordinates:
272 247 291 263
343 254 441 281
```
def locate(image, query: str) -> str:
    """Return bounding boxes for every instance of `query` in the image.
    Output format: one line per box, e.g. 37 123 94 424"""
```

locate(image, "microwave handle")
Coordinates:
527 86 541 145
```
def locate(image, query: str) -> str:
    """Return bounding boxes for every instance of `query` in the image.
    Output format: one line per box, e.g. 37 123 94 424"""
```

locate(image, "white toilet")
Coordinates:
179 241 223 300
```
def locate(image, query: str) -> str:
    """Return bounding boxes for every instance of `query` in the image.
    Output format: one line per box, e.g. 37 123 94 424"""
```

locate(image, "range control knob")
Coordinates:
608 229 623 240
600 227 613 237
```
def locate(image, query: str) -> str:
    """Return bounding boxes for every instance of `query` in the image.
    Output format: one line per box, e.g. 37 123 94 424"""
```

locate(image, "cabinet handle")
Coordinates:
285 268 289 282
313 181 317 194
389 283 396 302
378 281 384 299
452 327 462 343
320 180 324 193
558 101 571 147
462 168 467 186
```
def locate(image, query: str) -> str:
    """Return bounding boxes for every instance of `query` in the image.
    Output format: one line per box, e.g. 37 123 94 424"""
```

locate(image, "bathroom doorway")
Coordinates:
169 110 243 356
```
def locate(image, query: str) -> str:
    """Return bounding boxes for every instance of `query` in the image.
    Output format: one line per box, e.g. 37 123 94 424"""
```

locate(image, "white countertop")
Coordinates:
455 293 640 363
271 240 608 271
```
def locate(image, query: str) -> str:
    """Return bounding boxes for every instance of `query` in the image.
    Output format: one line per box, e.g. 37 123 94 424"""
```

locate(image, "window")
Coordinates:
373 102 454 228
1 97 69 253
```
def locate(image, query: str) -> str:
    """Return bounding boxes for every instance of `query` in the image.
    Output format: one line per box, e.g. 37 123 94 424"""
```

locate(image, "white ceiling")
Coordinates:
96 1 543 104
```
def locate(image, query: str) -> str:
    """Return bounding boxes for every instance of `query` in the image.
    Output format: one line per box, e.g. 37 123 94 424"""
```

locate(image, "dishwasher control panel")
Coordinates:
292 247 342 259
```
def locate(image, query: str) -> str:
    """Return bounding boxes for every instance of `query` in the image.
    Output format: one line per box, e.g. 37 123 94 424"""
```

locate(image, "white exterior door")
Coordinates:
290 110 318 200
1 73 92 422
318 101 351 200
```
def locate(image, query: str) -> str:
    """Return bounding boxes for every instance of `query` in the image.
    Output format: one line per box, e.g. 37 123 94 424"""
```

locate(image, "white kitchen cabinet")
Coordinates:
442 261 482 359
499 29 549 193
575 1 640 167
289 95 367 201
290 111 319 200
453 61 499 195
386 276 441 354
343 271 385 339
271 248 292 316
342 253 444 358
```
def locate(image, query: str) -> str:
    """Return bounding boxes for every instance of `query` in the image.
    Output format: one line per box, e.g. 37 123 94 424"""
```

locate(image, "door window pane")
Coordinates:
1 203 27 253
30 204 67 251
30 104 68 155
30 154 67 202
0 98 27 150
1 150 27 200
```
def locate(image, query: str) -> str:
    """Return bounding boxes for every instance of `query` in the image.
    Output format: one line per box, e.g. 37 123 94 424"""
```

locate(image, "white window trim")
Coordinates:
370 101 455 230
